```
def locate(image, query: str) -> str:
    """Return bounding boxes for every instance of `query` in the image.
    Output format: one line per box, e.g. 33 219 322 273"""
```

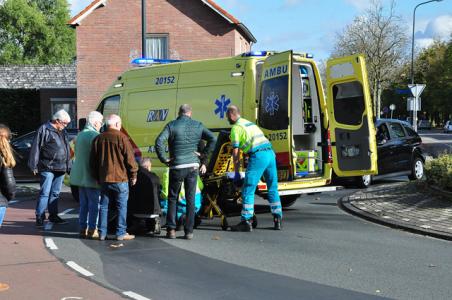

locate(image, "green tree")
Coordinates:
0 0 75 64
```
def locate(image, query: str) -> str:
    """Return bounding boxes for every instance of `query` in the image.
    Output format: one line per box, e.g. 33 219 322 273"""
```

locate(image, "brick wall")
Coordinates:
76 0 251 119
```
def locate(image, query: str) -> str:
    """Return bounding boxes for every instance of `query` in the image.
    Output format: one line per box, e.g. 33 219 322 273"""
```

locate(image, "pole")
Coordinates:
410 0 442 131
142 0 147 58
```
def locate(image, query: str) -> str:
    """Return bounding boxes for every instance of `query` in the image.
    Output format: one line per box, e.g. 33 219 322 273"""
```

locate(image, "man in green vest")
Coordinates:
226 105 282 232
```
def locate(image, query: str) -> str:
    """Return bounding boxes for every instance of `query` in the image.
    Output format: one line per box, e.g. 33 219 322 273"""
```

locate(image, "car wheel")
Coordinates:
280 195 299 208
408 157 424 180
356 174 372 188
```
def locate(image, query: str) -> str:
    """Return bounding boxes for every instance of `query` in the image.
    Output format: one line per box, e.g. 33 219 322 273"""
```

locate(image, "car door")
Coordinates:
387 122 410 171
375 122 394 175
326 54 377 177
11 132 37 180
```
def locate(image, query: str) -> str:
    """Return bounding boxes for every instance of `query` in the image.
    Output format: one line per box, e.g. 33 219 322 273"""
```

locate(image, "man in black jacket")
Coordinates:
155 104 216 240
28 110 71 227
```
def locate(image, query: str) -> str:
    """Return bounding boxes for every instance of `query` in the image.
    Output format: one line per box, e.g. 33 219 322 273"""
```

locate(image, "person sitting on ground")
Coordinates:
128 157 161 234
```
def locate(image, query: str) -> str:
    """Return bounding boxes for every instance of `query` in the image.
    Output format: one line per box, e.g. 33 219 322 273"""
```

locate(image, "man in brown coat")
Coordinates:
90 114 138 241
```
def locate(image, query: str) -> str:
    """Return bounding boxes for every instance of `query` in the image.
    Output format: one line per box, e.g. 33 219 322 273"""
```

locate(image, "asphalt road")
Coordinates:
418 129 452 157
42 180 452 300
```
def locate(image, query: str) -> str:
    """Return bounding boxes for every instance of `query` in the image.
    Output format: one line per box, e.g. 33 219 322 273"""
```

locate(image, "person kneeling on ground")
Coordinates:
128 157 162 235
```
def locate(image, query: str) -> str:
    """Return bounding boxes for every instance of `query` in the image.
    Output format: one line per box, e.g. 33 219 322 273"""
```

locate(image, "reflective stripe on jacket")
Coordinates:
230 118 271 154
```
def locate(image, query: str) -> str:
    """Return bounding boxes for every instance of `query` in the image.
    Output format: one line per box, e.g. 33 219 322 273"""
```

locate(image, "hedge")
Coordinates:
425 154 452 192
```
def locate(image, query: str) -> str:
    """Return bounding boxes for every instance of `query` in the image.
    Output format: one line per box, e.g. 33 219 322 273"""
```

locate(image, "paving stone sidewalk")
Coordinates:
340 182 452 241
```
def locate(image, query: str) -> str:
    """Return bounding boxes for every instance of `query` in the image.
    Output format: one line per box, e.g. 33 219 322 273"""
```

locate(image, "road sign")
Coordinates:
407 97 421 111
408 84 425 98
395 88 411 95
389 104 396 111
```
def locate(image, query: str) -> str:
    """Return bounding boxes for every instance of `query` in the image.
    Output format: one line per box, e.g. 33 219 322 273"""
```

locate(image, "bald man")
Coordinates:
91 114 138 241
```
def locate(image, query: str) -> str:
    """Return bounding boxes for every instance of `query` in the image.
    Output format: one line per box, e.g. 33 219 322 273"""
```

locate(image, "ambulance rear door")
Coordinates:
258 51 294 181
326 54 377 177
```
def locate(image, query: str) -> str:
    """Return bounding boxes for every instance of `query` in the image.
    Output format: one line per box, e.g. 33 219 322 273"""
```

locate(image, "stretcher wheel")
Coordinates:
252 214 258 229
153 218 161 235
221 216 228 230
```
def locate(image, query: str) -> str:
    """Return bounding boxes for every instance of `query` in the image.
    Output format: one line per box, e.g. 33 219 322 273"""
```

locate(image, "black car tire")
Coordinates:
408 157 424 180
355 174 372 188
280 195 299 208
70 185 79 202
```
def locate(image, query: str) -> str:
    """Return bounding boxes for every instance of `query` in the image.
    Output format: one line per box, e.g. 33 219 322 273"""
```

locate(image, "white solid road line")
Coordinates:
59 208 74 215
123 291 151 300
45 237 58 250
66 261 94 277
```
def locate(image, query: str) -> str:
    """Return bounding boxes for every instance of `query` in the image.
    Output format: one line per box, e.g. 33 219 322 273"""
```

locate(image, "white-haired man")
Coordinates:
29 109 72 227
70 111 104 239
90 114 138 241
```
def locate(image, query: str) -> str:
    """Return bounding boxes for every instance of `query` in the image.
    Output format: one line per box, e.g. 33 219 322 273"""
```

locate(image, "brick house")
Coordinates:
69 0 256 120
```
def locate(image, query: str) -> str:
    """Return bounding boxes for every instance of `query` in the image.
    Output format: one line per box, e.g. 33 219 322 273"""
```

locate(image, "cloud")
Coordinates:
414 15 452 47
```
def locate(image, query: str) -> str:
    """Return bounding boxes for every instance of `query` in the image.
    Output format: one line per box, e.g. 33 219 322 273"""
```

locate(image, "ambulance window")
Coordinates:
332 81 364 126
98 95 120 116
258 75 289 130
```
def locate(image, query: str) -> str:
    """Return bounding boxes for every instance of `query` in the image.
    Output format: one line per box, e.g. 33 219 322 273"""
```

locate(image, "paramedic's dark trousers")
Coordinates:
167 167 198 234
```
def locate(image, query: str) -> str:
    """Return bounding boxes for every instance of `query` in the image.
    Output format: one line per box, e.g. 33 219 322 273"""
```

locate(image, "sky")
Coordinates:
69 0 452 61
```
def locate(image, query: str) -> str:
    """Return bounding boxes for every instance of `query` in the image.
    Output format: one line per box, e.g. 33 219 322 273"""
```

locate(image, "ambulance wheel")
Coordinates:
280 195 299 208
221 216 228 230
252 214 258 229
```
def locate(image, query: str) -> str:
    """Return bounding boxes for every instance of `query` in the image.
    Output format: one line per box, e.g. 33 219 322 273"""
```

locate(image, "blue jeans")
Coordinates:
0 206 6 227
167 167 198 233
79 187 100 231
36 171 65 218
241 150 282 220
99 182 129 238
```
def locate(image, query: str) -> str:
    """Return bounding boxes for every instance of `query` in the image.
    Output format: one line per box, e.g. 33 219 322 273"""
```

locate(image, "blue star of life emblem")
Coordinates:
214 95 231 119
265 91 279 116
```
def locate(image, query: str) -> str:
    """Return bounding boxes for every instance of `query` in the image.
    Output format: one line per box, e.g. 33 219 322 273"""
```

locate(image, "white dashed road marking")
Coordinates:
123 291 151 300
45 238 58 250
66 261 94 277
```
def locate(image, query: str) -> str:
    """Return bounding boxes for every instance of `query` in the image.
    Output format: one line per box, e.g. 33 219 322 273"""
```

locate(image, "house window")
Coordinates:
50 98 77 129
145 34 168 59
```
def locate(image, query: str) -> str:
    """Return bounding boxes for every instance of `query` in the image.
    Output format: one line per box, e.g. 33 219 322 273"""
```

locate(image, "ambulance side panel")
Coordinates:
177 58 246 129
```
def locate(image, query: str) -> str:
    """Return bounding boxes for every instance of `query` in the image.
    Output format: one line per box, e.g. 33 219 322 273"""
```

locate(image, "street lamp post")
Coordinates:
410 0 442 131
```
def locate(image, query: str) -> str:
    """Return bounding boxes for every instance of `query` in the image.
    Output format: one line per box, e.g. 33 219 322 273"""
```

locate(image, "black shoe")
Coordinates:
36 216 44 227
49 215 68 225
273 216 282 230
231 220 252 232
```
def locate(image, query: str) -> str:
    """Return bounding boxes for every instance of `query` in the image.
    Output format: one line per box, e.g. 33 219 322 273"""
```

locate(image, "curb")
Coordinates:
338 192 452 242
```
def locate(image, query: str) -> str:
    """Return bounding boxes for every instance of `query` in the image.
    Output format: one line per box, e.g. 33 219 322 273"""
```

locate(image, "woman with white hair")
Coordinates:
28 109 72 227
70 111 104 238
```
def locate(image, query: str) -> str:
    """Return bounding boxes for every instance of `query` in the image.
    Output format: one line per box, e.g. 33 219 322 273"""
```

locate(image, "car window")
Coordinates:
389 123 406 138
403 125 417 137
377 124 390 142
12 132 35 149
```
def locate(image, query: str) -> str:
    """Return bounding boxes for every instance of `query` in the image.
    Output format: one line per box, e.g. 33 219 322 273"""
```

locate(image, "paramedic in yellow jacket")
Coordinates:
160 168 203 226
226 105 282 232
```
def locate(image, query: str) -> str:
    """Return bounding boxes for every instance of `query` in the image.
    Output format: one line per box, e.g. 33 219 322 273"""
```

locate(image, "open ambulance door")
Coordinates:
258 51 294 181
326 54 377 177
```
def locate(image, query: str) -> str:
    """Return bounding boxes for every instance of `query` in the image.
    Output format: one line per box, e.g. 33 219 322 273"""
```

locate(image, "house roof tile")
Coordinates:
0 65 76 89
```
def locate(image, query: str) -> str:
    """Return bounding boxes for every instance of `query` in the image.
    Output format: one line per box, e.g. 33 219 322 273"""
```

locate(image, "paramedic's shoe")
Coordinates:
166 229 176 239
116 233 135 241
231 220 252 232
184 232 193 240
273 216 282 230
49 214 68 225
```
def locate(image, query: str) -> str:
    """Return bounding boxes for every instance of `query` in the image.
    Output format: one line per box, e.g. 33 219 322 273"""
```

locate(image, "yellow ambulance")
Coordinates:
94 51 377 207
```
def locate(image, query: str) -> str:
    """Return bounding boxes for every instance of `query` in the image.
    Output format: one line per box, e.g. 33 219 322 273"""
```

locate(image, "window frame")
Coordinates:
145 33 169 59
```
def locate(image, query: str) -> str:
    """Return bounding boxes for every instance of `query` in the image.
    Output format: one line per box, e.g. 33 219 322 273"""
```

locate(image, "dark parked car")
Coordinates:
11 129 78 181
353 119 425 188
